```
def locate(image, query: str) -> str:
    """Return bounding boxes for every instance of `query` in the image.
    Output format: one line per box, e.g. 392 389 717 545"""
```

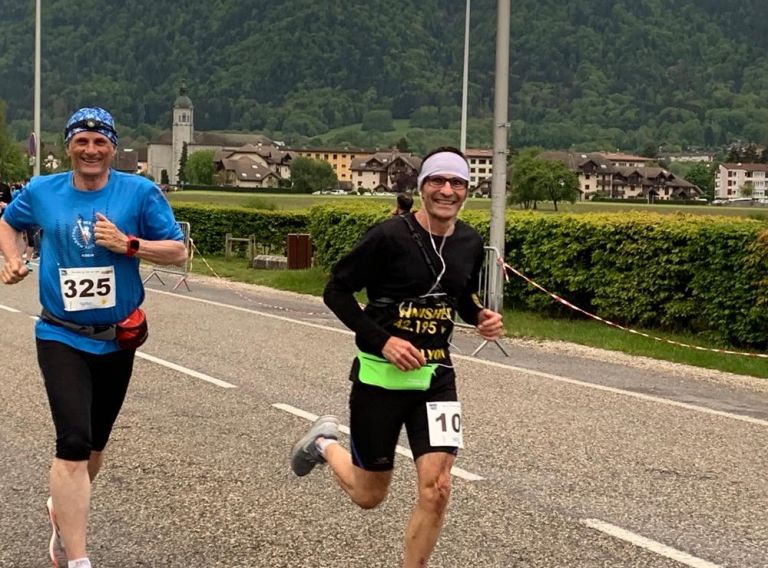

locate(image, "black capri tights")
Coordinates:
37 339 135 461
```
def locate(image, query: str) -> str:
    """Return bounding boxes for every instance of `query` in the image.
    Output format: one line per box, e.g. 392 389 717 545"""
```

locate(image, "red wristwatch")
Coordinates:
126 235 140 257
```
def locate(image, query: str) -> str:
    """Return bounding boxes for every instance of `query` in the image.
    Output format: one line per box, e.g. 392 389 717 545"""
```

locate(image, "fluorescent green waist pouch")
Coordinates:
357 352 436 391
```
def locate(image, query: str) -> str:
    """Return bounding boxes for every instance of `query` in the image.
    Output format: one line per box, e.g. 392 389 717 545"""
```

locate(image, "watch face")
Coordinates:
130 239 140 250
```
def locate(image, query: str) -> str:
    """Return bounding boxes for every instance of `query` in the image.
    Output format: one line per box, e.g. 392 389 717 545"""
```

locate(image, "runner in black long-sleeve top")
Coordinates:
289 147 504 568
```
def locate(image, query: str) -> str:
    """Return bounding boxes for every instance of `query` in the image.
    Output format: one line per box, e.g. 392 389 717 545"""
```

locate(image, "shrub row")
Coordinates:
171 203 309 255
172 203 768 348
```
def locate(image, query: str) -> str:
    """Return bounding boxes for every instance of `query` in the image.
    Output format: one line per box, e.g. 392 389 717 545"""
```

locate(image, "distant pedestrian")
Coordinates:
0 176 11 218
392 191 413 216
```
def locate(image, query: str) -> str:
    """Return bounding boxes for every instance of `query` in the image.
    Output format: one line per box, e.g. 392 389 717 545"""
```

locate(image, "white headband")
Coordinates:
417 152 470 190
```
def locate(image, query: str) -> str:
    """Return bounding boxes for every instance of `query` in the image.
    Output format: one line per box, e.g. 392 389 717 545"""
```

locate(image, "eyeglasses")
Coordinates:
425 176 468 190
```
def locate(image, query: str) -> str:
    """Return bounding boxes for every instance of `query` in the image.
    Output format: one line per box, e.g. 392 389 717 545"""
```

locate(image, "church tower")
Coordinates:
171 82 194 184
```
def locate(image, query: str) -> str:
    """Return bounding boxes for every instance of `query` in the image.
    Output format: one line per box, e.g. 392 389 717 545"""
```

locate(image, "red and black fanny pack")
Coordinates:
115 308 149 350
40 307 148 350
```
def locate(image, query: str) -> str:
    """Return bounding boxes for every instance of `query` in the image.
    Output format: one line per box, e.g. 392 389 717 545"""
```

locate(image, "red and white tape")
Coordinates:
498 259 768 360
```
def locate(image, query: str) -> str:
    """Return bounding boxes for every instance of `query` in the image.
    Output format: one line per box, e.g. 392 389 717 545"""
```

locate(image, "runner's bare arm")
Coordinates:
93 213 187 266
0 218 29 284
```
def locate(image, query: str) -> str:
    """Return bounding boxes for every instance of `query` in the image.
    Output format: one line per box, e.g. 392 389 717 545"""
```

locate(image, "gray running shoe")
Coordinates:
290 415 340 476
46 497 67 568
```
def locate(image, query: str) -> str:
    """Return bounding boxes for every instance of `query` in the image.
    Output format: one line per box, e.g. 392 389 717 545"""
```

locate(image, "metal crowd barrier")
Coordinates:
142 221 192 291
470 246 509 357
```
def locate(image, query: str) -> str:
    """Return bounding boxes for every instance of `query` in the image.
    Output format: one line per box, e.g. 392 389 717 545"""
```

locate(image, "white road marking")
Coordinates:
148 288 768 429
581 518 722 568
0 304 21 313
464 356 768 428
272 402 484 481
149 288 353 336
135 351 237 389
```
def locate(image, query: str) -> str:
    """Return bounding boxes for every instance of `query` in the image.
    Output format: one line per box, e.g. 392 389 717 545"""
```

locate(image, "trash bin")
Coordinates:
287 233 312 269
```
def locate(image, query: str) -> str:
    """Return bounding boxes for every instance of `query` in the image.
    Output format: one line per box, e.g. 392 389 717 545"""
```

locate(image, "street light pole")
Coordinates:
460 0 470 154
33 0 41 177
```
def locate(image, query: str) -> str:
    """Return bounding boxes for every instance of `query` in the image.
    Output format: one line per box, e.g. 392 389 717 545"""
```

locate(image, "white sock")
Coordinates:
315 437 338 457
68 559 91 568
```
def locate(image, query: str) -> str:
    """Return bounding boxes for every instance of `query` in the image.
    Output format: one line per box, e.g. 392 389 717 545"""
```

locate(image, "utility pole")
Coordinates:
488 0 510 312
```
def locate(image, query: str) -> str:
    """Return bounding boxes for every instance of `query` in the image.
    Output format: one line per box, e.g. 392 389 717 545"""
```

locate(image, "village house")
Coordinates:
350 152 422 192
465 148 494 189
539 151 701 201
288 147 372 189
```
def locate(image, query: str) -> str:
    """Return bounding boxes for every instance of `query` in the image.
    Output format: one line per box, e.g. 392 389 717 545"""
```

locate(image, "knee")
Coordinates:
418 477 452 514
352 489 388 510
56 432 92 462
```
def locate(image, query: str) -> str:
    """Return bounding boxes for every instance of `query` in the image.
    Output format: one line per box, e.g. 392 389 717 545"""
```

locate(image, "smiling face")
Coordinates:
419 174 469 223
66 131 116 187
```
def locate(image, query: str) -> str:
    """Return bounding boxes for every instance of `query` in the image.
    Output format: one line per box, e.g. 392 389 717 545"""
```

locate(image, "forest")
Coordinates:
2 0 768 153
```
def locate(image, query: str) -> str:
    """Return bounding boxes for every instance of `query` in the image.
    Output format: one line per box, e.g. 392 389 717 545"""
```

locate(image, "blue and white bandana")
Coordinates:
64 107 119 146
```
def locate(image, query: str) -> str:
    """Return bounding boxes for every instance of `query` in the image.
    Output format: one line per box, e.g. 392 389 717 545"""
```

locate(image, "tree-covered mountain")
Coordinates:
2 0 768 152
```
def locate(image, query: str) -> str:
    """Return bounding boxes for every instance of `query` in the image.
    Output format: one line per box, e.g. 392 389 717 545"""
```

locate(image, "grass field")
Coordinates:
167 190 768 218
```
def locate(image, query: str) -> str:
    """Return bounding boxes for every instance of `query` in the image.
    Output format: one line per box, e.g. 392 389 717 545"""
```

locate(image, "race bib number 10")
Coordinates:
426 401 464 448
59 266 116 311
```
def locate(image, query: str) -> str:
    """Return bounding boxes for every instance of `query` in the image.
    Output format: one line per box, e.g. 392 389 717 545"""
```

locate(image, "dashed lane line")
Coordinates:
581 518 722 568
272 402 485 482
4 306 238 389
147 288 768 429
135 351 238 389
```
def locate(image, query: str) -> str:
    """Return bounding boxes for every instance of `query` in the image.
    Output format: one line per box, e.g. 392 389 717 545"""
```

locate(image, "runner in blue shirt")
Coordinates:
0 107 188 568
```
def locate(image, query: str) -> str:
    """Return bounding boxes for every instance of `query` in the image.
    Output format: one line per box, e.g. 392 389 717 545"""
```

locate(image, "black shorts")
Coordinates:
37 339 135 461
348 371 459 472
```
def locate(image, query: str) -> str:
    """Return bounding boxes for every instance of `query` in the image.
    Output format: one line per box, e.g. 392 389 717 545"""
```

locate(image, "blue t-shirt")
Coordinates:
3 170 184 354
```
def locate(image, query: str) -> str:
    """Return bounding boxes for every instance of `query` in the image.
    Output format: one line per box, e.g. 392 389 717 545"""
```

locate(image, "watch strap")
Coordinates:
126 235 140 257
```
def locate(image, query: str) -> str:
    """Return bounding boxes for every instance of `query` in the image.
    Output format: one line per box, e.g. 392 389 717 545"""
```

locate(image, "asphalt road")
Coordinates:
0 266 766 568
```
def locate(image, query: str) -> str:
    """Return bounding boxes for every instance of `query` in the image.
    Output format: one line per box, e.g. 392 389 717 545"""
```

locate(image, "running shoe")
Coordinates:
290 415 340 476
46 497 67 568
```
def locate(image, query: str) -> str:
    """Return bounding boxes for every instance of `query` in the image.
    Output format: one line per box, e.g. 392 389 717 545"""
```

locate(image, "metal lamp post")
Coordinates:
460 0 470 153
33 0 41 177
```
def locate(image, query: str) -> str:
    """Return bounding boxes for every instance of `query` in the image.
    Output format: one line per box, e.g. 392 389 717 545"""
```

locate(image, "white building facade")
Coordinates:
715 163 768 200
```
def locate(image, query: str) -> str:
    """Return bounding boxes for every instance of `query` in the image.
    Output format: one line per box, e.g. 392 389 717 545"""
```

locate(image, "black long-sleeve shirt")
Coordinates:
323 213 485 359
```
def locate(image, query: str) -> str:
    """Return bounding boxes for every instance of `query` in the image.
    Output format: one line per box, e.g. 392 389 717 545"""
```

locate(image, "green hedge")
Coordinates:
170 203 768 348
171 203 309 255
498 212 768 347
307 204 392 268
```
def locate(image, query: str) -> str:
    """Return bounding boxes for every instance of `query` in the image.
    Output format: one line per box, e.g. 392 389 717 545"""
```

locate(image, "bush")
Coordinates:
171 203 309 255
